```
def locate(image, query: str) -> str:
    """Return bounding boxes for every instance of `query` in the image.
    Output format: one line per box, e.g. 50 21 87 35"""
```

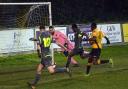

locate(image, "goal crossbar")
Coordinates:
0 2 51 5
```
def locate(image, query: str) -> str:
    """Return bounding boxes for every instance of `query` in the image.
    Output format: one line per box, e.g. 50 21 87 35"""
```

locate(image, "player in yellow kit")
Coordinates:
86 22 113 76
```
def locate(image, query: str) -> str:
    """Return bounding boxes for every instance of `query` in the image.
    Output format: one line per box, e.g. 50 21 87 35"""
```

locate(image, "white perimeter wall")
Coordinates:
0 28 34 53
0 23 123 54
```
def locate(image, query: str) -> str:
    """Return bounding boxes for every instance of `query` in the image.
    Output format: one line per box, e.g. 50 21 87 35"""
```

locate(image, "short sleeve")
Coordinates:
53 31 60 39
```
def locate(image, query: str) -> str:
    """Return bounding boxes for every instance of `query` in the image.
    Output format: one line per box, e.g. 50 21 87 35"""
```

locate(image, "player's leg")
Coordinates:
45 56 72 77
99 59 109 64
65 50 76 68
63 51 79 67
47 66 66 73
71 57 79 67
79 48 89 59
33 63 44 84
96 49 114 67
28 63 44 89
85 57 93 76
98 58 114 67
28 52 47 89
66 42 79 66
47 66 72 77
85 49 96 76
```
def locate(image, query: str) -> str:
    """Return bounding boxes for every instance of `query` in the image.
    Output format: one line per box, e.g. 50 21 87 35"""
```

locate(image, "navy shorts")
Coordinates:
72 48 84 56
88 48 101 63
40 53 52 67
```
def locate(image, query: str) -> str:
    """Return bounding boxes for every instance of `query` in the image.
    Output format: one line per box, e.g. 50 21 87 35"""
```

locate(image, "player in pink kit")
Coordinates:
49 26 79 67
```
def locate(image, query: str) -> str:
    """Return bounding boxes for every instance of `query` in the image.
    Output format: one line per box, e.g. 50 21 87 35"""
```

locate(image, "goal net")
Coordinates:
0 2 52 28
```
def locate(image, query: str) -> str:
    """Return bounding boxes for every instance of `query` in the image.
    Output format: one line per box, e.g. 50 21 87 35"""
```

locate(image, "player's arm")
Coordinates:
57 42 68 51
88 36 97 45
29 38 38 41
29 37 41 57
101 31 110 44
104 36 110 44
36 37 41 58
37 44 41 58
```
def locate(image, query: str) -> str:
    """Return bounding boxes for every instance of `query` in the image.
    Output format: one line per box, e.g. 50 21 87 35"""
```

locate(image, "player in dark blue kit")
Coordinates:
28 25 71 89
66 24 89 69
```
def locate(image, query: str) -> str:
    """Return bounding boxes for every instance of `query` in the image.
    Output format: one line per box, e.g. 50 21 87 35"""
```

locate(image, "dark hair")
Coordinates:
91 22 97 28
71 24 80 33
39 25 45 29
72 24 78 29
49 26 54 29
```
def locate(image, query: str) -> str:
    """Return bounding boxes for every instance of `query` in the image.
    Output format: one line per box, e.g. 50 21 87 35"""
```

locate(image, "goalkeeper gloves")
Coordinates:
104 36 110 44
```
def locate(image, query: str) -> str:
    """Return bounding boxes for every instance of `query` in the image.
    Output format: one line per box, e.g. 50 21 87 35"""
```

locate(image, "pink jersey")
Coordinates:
52 31 74 51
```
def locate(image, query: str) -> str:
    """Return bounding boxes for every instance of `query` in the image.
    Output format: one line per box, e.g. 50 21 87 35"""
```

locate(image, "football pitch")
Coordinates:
0 45 128 89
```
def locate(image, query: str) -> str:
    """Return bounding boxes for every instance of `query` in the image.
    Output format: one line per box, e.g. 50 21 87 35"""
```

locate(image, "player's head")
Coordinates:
91 22 97 31
71 24 79 33
49 26 55 35
39 25 45 32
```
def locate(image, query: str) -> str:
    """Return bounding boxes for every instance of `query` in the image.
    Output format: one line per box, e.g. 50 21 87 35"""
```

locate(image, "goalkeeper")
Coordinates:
28 25 71 89
49 26 80 67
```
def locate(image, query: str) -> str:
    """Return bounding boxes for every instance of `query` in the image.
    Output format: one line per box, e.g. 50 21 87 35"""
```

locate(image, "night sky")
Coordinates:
0 0 128 27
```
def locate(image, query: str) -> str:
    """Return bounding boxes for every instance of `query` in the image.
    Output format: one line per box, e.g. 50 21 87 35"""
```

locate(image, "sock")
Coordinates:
55 68 67 73
32 73 41 85
66 56 71 68
86 65 91 74
100 60 109 64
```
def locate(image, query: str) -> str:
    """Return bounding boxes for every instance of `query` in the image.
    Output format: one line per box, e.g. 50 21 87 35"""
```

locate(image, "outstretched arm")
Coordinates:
29 38 38 41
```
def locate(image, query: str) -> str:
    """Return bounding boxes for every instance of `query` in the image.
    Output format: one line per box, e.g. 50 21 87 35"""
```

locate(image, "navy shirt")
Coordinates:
38 31 52 54
74 30 83 49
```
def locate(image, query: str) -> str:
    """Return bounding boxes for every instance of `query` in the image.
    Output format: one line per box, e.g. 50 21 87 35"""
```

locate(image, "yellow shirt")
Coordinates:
91 28 104 49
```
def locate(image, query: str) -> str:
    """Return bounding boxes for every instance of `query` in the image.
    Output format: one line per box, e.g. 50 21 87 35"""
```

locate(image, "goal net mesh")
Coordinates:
0 3 51 28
